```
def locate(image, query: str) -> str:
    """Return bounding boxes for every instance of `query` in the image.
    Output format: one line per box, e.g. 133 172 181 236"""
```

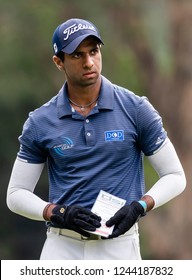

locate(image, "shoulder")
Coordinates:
102 76 144 102
112 81 148 110
28 89 62 122
101 76 153 118
21 88 64 137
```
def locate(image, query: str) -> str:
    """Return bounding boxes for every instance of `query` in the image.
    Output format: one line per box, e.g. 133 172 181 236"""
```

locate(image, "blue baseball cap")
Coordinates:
52 18 104 55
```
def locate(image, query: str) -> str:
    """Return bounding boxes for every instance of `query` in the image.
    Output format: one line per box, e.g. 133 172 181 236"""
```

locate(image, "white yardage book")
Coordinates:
90 190 126 237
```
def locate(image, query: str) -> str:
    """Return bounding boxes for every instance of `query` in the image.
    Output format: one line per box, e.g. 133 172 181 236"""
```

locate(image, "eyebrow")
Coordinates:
71 45 100 55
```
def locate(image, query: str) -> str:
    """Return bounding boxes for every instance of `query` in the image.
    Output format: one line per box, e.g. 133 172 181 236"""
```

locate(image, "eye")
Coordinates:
90 48 99 55
71 52 81 59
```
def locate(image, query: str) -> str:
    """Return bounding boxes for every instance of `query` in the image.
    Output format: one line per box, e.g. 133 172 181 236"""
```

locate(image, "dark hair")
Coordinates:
56 51 64 62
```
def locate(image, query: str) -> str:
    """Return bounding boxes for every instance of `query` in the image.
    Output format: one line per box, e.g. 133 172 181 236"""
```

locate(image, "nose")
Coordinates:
83 54 94 69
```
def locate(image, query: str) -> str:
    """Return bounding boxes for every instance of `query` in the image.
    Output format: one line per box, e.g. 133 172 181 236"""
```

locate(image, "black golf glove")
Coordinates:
105 201 146 239
50 205 101 237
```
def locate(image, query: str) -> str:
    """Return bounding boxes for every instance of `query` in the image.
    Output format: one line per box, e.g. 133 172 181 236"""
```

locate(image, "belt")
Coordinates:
48 224 138 241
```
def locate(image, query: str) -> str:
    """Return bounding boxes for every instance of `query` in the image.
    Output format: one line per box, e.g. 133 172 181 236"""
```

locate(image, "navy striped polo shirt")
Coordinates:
18 76 167 208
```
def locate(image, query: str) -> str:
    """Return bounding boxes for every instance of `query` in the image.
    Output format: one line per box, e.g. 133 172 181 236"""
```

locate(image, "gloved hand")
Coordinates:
50 205 101 237
105 201 146 239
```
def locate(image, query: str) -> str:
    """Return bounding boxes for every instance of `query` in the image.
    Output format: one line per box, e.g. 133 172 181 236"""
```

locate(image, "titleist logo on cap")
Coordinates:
63 23 96 40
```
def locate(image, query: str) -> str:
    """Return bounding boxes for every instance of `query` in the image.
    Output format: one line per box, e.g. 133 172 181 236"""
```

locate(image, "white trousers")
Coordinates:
40 223 141 260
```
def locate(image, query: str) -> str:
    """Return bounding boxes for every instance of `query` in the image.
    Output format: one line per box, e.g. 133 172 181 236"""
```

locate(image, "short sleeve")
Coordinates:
137 97 167 156
17 114 47 163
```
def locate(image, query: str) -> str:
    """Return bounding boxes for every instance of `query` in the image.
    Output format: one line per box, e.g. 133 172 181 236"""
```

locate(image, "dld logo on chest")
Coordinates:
105 130 124 142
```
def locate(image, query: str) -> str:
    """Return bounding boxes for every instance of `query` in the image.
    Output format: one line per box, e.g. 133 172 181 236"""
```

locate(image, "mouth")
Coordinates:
83 71 96 78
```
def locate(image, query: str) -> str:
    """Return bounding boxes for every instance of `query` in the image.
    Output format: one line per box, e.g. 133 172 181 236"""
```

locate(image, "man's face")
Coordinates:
62 37 102 88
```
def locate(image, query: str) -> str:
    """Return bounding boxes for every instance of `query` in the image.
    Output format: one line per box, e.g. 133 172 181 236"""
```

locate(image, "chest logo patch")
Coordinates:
53 137 74 156
105 130 124 142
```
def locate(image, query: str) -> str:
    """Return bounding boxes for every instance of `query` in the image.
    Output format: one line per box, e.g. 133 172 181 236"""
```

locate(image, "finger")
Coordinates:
91 218 101 227
74 219 98 231
105 216 118 227
77 213 101 227
90 213 102 222
105 211 124 227
78 210 101 221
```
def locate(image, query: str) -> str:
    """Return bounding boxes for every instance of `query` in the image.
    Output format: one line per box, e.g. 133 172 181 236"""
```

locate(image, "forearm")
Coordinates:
7 158 49 220
144 138 186 209
145 171 186 209
7 188 48 220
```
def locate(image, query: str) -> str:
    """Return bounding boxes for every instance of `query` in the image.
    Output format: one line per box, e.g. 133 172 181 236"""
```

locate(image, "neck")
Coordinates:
67 76 101 104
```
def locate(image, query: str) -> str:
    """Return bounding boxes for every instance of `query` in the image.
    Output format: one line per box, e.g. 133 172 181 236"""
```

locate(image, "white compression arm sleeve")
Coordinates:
7 139 186 219
6 158 48 221
145 138 186 209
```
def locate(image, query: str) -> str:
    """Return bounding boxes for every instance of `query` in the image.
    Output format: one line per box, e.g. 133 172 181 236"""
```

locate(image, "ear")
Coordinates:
52 55 64 71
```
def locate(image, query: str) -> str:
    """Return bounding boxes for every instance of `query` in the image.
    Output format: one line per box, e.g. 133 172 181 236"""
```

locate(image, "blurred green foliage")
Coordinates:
1 0 190 260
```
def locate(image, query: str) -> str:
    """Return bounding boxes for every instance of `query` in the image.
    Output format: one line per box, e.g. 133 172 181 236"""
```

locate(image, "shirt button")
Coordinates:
86 119 89 123
87 132 91 137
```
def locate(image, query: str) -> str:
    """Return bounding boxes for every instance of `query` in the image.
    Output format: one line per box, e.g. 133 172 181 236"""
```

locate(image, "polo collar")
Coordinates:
57 76 114 118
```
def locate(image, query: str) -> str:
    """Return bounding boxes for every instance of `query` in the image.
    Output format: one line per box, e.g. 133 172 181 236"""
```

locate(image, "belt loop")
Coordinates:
58 228 62 236
53 228 60 236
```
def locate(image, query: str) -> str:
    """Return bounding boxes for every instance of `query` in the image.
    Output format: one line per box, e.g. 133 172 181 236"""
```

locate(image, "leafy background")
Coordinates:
1 0 192 259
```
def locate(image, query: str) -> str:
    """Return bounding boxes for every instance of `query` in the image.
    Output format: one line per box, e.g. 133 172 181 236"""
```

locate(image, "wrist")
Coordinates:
139 195 155 212
138 200 147 212
43 203 57 221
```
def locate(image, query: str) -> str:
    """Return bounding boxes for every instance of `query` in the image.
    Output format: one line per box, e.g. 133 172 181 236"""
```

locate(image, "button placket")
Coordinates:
84 119 95 146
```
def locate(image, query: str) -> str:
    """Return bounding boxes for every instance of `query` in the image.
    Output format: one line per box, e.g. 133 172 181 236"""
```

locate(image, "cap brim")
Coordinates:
61 34 104 54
